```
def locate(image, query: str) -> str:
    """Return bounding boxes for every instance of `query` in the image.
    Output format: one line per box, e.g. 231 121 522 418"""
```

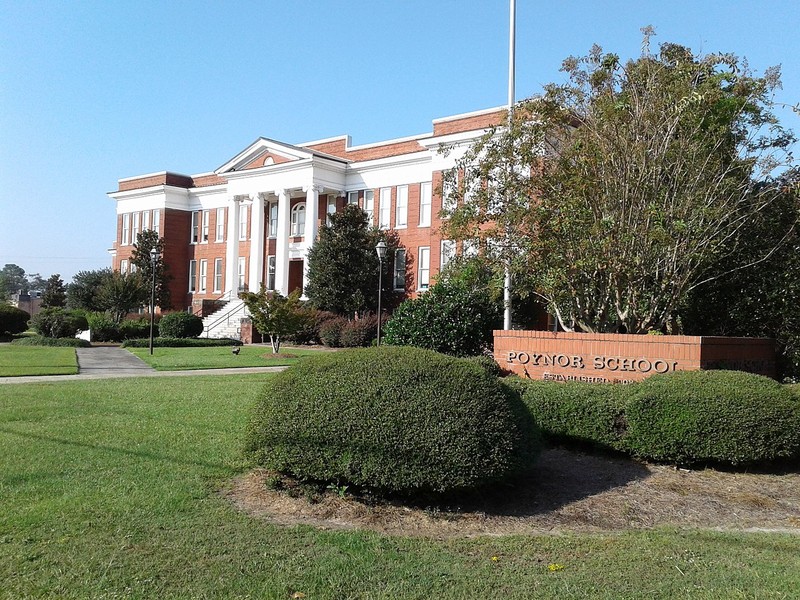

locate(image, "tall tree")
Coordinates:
97 271 148 323
442 29 796 333
0 264 28 296
305 205 400 318
130 230 171 310
40 274 67 308
66 268 114 311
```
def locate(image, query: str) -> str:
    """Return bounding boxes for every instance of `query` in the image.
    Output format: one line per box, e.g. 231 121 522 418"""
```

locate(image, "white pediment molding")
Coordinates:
214 137 316 175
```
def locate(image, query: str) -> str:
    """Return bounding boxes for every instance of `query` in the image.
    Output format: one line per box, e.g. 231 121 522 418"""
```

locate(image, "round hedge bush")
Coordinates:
624 370 800 466
0 304 30 335
245 346 540 495
157 312 203 338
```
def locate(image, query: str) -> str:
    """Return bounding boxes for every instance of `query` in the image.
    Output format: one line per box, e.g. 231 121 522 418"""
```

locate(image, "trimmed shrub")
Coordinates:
120 318 153 339
121 337 242 348
245 346 540 495
624 370 800 466
86 312 121 342
318 316 348 347
157 312 203 338
12 335 91 348
0 304 30 335
29 308 88 339
512 378 629 451
339 314 384 347
383 279 501 357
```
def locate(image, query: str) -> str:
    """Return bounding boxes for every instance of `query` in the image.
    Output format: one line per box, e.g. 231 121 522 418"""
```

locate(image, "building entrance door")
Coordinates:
288 260 303 295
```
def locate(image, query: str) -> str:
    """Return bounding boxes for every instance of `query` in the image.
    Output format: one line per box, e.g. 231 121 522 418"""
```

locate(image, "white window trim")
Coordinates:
188 260 197 293
440 239 455 271
419 181 432 227
213 258 223 293
347 191 359 206
238 205 248 241
216 208 225 242
237 257 246 291
191 211 200 244
441 169 458 214
379 187 391 230
268 202 278 238
201 210 210 243
131 212 140 244
120 259 128 274
199 259 208 293
326 197 337 226
152 209 160 235
417 246 430 291
267 255 276 291
121 213 130 246
141 210 150 232
363 189 375 225
290 202 306 237
395 185 408 229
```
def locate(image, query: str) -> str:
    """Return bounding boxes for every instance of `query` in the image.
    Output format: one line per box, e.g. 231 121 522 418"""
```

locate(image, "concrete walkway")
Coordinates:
0 346 287 385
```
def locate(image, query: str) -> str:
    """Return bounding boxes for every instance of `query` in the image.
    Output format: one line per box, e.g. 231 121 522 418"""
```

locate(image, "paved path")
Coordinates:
0 346 287 385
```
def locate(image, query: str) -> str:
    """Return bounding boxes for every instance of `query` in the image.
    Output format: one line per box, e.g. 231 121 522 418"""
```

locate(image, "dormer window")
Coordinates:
290 203 306 237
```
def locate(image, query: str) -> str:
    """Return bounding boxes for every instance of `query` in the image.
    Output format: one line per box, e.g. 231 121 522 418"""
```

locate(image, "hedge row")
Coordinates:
122 337 242 348
515 370 800 466
11 336 91 348
245 346 540 496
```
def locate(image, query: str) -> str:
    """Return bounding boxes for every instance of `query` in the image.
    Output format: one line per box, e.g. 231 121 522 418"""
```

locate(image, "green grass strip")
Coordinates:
0 345 78 377
127 345 323 370
1 375 799 599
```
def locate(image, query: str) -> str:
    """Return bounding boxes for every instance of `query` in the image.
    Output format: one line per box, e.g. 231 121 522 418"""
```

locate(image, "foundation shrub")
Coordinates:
86 312 120 342
245 346 540 496
0 304 30 335
11 335 90 348
157 312 203 338
512 378 629 451
338 314 384 348
121 337 242 348
30 308 88 339
318 316 348 347
119 318 153 339
624 370 800 465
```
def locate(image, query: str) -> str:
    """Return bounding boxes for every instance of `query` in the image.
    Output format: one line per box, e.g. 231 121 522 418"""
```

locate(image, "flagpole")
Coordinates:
503 0 516 330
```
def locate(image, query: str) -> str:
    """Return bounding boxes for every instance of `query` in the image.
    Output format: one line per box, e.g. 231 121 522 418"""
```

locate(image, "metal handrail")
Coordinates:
202 297 249 338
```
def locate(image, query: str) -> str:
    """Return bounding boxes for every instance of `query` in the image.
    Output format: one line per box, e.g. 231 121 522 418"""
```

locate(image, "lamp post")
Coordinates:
148 247 160 355
375 240 387 346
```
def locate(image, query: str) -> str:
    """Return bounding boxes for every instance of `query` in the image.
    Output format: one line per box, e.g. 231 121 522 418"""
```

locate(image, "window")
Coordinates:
238 205 248 240
442 169 458 213
191 211 200 244
120 259 128 273
130 263 137 274
131 212 140 244
290 203 306 237
152 209 160 235
393 249 406 291
463 238 479 258
269 202 278 237
379 187 391 230
267 256 276 291
419 182 432 227
141 210 150 232
188 260 197 293
363 190 374 224
198 259 208 293
216 208 225 242
201 210 210 243
440 240 456 271
213 258 223 293
121 213 130 245
326 196 337 226
417 247 430 290
347 191 359 206
395 185 408 228
237 257 246 290
464 164 480 205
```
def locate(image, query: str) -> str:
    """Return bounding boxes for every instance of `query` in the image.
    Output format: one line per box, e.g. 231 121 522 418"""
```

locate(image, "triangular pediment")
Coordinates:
214 138 314 174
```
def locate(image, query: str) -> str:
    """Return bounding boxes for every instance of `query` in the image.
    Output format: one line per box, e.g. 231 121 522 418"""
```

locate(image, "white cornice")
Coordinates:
348 150 431 172
108 184 190 201
431 105 506 124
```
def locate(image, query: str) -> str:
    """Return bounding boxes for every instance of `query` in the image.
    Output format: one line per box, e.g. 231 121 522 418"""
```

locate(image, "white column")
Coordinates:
248 192 265 291
301 184 321 297
274 188 291 295
224 197 241 295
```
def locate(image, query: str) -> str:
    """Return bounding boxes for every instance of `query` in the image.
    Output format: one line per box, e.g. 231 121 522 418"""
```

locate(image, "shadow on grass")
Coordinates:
0 426 234 471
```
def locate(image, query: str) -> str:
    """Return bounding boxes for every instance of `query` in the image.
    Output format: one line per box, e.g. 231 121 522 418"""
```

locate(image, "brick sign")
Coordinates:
494 331 776 383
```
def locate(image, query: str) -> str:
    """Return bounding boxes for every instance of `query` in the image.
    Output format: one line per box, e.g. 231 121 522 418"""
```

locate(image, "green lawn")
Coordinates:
1 375 799 599
127 345 323 370
0 345 78 377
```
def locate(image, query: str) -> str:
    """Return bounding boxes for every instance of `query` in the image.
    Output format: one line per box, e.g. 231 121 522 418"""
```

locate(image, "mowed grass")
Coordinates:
0 345 78 377
2 376 800 599
127 345 323 370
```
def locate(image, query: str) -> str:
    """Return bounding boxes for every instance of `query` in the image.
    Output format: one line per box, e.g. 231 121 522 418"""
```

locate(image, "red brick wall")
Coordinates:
493 331 777 383
432 110 506 136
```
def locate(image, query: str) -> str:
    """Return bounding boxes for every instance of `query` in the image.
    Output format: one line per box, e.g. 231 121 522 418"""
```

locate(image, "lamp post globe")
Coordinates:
375 241 387 346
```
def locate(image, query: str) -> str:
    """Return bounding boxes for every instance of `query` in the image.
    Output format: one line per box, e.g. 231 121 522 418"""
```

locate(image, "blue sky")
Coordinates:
2 1 798 282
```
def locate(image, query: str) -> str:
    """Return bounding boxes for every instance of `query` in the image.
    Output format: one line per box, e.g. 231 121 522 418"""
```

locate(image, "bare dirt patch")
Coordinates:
223 447 800 538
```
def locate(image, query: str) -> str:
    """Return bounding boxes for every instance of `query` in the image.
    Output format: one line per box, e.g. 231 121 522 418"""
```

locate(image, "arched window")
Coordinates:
290 203 306 237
